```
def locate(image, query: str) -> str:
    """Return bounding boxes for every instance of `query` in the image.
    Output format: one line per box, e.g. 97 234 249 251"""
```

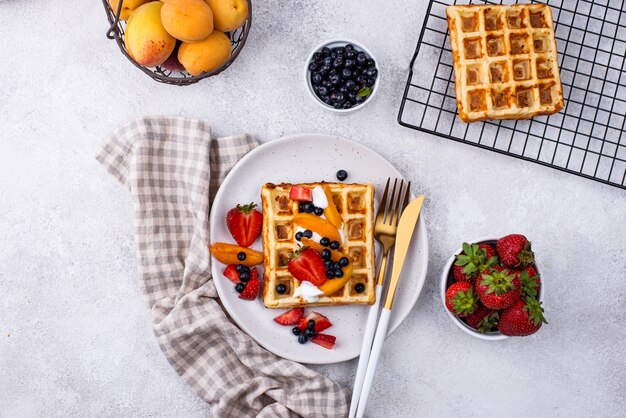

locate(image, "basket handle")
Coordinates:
106 0 124 39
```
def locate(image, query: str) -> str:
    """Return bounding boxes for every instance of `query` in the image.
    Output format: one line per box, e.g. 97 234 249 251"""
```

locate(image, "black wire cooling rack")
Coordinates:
398 0 626 190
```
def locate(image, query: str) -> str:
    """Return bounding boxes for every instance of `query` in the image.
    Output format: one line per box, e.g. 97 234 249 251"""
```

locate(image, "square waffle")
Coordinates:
261 182 376 309
446 4 564 123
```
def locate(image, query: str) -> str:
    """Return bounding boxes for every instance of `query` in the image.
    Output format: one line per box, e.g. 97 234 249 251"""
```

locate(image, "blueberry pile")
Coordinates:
292 319 317 344
309 44 378 109
298 201 324 216
234 264 251 292
323 251 350 279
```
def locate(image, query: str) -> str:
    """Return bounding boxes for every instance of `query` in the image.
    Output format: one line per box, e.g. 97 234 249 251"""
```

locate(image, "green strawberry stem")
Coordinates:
451 288 478 315
481 268 517 296
236 202 257 214
455 243 497 278
524 297 548 326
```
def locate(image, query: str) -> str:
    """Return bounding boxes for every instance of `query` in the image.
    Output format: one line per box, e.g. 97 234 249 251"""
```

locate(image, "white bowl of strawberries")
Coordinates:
440 234 547 340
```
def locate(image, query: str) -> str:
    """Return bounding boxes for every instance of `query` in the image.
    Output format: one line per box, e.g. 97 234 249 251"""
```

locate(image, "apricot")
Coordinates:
209 242 263 266
161 0 214 42
125 2 176 67
178 31 232 76
322 185 342 229
108 0 150 21
293 213 342 244
205 0 249 32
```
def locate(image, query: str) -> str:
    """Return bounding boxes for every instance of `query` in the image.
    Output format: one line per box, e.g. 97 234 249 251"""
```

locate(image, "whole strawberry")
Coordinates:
454 243 499 284
499 298 547 336
475 265 522 310
465 304 499 334
497 234 534 268
445 282 479 317
226 203 263 248
519 265 541 299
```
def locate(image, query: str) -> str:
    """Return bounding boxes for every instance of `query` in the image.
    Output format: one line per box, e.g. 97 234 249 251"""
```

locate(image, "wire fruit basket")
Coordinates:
101 0 252 86
398 0 626 190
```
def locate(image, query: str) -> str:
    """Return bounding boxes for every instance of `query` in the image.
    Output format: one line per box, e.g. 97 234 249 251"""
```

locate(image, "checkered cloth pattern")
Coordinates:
97 117 350 418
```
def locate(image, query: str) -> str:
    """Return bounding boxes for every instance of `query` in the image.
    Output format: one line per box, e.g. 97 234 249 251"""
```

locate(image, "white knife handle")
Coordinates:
356 308 391 418
349 285 383 418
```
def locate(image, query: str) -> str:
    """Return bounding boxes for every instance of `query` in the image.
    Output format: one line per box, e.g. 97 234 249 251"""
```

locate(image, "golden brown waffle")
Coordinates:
261 182 376 308
446 4 564 123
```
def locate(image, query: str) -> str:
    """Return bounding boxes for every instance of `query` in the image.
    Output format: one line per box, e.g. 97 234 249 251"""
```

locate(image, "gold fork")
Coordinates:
348 177 410 418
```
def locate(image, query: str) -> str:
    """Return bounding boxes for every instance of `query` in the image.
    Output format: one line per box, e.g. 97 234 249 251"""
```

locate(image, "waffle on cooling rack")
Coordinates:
261 182 376 309
446 4 564 123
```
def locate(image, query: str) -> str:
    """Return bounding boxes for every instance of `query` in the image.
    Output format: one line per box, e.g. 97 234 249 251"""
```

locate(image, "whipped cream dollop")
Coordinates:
311 186 329 209
293 281 324 302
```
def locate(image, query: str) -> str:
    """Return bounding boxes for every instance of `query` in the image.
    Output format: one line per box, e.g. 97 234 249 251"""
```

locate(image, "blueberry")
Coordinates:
323 57 332 67
366 67 378 78
236 264 249 273
307 319 316 329
303 229 313 238
329 74 341 85
314 206 324 216
320 65 331 75
348 92 357 102
321 47 331 56
353 67 362 77
239 272 250 282
292 327 301 336
295 231 303 241
326 269 335 279
344 59 355 69
324 260 333 269
320 237 330 246
342 68 352 79
335 93 345 104
304 328 316 338
322 80 332 88
342 102 353 109
237 252 246 261
311 73 322 85
333 102 342 109
321 249 331 260
355 94 366 104
323 96 332 105
357 75 368 86
317 86 328 97
330 52 337 60
330 91 339 103
333 262 341 270
367 59 375 67
339 86 348 95
276 284 287 294
356 52 367 65
366 78 376 87
345 43 354 51
336 170 348 181
354 283 365 293
308 62 318 72
332 58 343 69
339 257 349 267
298 334 309 344
332 47 343 54
334 268 344 278
329 241 340 250
303 202 314 213
313 52 322 61
345 79 356 91
235 282 246 293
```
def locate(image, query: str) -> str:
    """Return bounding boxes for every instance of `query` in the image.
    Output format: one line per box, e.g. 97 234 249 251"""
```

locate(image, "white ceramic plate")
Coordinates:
209 133 428 364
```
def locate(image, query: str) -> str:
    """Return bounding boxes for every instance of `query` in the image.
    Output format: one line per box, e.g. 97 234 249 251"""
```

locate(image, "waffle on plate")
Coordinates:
446 4 564 123
261 182 376 309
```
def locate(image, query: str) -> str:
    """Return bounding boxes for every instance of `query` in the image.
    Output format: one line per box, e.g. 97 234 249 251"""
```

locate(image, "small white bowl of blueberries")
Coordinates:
304 39 379 113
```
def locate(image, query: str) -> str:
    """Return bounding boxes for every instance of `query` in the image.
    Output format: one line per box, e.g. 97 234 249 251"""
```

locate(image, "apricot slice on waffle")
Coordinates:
293 213 342 244
319 261 353 296
322 185 342 229
300 238 344 261
209 242 263 266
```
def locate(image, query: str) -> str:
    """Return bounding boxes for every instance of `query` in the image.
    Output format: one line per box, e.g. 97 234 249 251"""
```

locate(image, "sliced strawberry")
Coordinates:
297 311 332 332
289 186 312 202
226 203 263 248
239 268 260 300
222 264 240 284
311 333 336 350
273 308 305 326
288 248 327 286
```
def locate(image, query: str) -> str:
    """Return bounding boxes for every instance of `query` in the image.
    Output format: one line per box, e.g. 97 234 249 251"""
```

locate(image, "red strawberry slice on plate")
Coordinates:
289 186 312 201
239 268 260 300
226 203 263 248
223 264 240 284
311 333 336 349
273 308 304 326
288 248 327 286
297 311 332 332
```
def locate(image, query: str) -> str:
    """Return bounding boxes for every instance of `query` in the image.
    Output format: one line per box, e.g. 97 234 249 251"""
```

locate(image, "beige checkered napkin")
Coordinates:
97 117 350 418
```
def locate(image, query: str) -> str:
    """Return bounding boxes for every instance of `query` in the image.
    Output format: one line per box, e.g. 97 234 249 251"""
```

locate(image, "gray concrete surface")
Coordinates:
1 0 625 417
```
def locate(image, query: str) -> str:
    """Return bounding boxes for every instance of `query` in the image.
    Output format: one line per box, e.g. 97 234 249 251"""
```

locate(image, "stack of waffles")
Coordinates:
261 182 376 308
447 4 564 122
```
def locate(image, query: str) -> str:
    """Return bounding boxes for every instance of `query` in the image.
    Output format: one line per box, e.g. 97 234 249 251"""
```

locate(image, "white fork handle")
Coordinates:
348 285 383 418
355 308 391 418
